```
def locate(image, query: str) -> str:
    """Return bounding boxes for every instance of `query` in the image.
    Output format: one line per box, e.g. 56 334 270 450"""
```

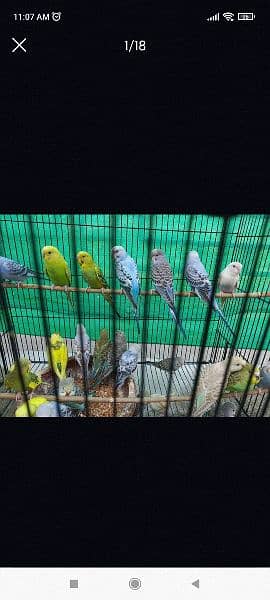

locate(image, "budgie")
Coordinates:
112 246 140 333
0 256 38 286
115 345 140 389
89 328 116 389
36 401 77 417
77 251 120 318
218 400 238 417
185 250 235 336
257 361 270 390
151 249 186 337
90 329 128 390
192 355 247 417
73 323 91 378
226 362 260 393
218 261 242 304
140 355 184 372
4 358 42 403
15 396 48 417
47 333 68 381
42 245 74 307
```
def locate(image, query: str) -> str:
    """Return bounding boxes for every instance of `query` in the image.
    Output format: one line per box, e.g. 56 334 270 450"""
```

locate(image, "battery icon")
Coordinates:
237 12 255 20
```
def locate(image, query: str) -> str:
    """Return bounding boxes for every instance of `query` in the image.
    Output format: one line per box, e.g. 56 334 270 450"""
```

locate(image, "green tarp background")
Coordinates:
0 214 269 349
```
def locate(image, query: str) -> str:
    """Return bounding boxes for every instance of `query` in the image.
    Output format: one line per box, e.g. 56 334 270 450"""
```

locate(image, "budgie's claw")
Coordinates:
15 392 22 404
50 284 55 290
64 285 68 292
16 281 23 289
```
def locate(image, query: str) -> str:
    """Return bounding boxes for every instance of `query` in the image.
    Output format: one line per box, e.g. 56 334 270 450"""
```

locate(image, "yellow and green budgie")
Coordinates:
226 362 260 393
42 245 74 308
77 251 120 317
47 333 68 381
4 357 42 402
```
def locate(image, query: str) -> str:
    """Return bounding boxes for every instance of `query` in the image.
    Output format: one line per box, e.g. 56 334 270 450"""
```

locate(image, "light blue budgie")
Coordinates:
115 345 139 389
112 246 140 333
185 250 235 336
151 249 186 337
36 401 78 417
0 256 38 285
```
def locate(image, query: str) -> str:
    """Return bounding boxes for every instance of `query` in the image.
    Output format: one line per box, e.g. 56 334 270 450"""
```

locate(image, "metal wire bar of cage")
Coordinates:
0 224 32 416
69 214 89 417
138 215 154 417
110 214 117 417
28 216 62 416
164 214 194 416
187 216 231 417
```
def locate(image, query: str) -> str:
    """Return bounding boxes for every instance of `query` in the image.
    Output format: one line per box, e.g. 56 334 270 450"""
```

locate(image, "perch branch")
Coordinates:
0 389 268 404
1 282 269 299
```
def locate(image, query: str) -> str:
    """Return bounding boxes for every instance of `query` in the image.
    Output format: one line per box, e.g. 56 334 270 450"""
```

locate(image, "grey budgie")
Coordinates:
151 249 186 337
73 323 91 377
0 256 37 284
141 356 184 372
218 261 242 304
112 246 140 333
185 250 235 336
257 361 270 389
192 355 247 417
116 345 140 389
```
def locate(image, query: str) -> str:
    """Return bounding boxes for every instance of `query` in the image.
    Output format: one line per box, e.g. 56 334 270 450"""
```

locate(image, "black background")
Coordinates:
2 1 270 567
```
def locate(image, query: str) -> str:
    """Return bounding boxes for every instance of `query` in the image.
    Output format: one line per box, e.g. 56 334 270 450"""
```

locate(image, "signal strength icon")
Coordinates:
206 12 220 21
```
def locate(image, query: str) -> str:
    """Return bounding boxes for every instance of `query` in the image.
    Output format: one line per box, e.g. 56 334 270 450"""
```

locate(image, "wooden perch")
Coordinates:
0 389 268 404
1 282 269 299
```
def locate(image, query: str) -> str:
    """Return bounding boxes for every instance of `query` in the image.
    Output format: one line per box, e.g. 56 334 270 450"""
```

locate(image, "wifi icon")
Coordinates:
223 12 234 21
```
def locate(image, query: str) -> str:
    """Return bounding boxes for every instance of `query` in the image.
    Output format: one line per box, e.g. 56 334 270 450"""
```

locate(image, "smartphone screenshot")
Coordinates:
2 3 270 598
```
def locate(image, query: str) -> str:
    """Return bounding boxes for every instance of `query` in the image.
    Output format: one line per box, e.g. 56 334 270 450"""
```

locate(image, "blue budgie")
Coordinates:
0 256 38 285
185 250 235 336
112 246 140 333
115 345 139 389
257 361 270 390
151 249 186 337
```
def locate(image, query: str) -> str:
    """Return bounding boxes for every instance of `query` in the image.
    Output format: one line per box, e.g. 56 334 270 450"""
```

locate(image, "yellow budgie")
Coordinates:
77 251 120 317
4 358 42 402
42 245 74 308
47 333 68 381
15 396 48 417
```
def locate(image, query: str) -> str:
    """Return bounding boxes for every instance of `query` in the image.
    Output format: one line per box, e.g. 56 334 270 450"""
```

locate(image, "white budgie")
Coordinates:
218 261 242 302
73 324 91 378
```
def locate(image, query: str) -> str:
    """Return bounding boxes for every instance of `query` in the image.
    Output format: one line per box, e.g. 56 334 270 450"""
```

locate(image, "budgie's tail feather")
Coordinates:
134 310 140 334
106 294 121 318
169 307 187 338
214 302 235 337
66 291 75 310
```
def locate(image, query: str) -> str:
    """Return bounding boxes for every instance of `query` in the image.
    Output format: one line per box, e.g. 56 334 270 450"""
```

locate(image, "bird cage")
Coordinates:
0 213 269 417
